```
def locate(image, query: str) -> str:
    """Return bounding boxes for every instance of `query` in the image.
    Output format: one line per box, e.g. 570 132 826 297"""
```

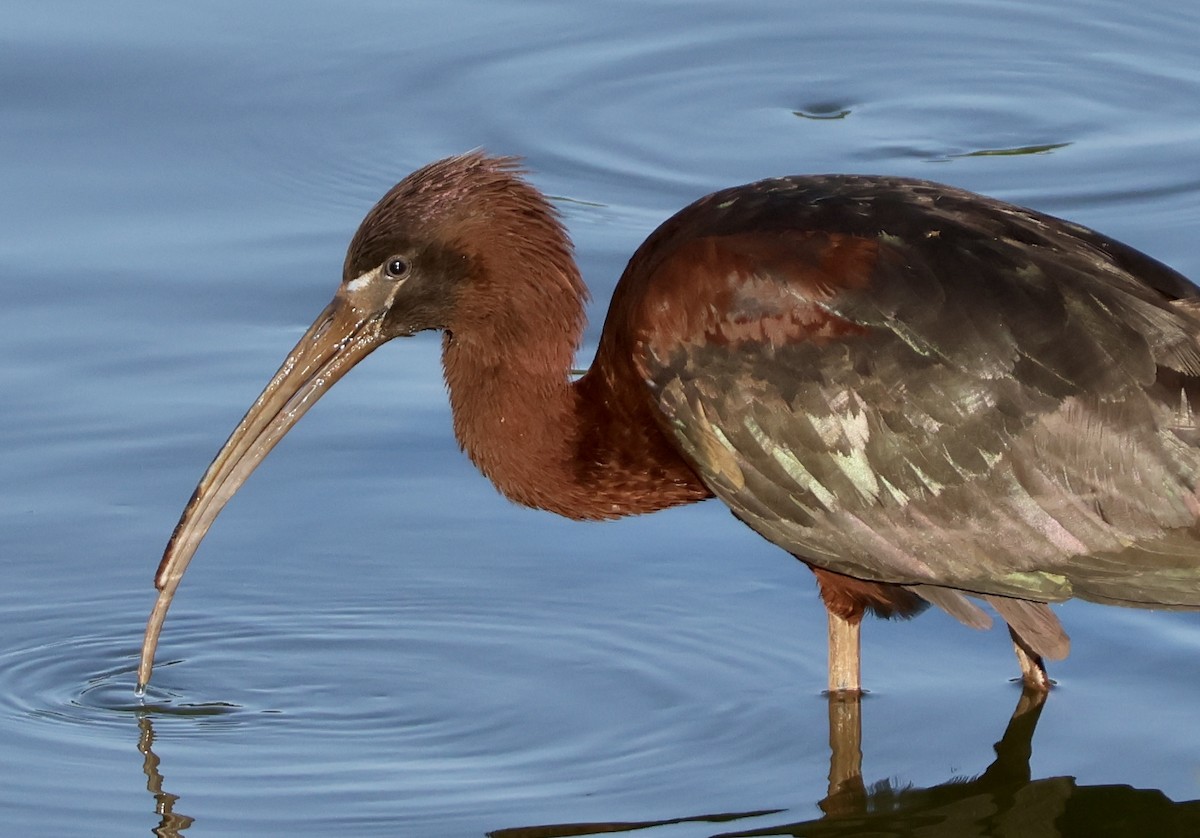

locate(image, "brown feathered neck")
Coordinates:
414 152 707 519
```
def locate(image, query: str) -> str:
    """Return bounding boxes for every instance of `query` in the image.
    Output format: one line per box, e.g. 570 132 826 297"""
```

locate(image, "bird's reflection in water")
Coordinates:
134 690 1200 837
137 715 194 838
490 689 1200 838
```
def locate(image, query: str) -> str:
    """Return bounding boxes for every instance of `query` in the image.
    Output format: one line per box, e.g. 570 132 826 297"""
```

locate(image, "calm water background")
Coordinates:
3 1 1200 835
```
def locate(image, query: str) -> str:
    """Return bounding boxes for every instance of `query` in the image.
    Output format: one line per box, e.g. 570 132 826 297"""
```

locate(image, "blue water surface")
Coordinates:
2 1 1199 835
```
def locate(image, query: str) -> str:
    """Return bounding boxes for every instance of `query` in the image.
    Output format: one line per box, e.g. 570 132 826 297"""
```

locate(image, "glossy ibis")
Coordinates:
138 152 1200 695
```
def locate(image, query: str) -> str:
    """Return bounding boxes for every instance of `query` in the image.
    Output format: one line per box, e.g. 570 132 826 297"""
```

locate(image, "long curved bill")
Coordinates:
138 282 391 691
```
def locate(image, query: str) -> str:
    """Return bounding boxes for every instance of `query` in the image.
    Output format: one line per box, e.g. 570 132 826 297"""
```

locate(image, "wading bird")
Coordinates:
138 152 1200 696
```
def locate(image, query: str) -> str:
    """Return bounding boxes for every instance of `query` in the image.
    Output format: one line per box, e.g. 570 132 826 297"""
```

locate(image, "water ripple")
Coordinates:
0 580 818 785
0 625 257 738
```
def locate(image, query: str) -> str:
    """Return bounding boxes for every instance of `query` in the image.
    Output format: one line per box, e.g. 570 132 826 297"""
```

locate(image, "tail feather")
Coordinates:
984 595 1070 660
911 585 1070 663
910 585 993 630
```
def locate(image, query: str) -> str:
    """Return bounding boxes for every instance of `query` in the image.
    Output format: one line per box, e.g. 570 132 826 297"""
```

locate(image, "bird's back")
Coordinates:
600 174 1200 614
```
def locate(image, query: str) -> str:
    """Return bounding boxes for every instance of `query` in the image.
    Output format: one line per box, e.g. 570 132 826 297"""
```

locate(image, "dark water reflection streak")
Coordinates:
489 690 1200 838
138 715 195 838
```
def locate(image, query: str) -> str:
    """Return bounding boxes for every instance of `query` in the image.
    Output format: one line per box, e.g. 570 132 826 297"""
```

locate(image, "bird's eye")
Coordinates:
384 257 411 279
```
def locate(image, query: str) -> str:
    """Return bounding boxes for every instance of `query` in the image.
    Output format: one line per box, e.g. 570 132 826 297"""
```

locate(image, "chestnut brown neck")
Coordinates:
439 231 709 522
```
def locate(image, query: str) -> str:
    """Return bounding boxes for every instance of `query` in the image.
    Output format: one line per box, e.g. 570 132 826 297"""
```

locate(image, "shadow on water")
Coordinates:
485 690 1200 838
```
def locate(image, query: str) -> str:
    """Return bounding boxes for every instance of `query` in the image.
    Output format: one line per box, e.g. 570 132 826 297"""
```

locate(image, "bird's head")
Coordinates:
341 152 580 341
136 152 578 691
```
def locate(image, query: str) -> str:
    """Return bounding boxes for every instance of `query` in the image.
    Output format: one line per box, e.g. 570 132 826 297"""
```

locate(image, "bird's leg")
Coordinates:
827 610 862 695
1009 625 1052 691
809 565 917 695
